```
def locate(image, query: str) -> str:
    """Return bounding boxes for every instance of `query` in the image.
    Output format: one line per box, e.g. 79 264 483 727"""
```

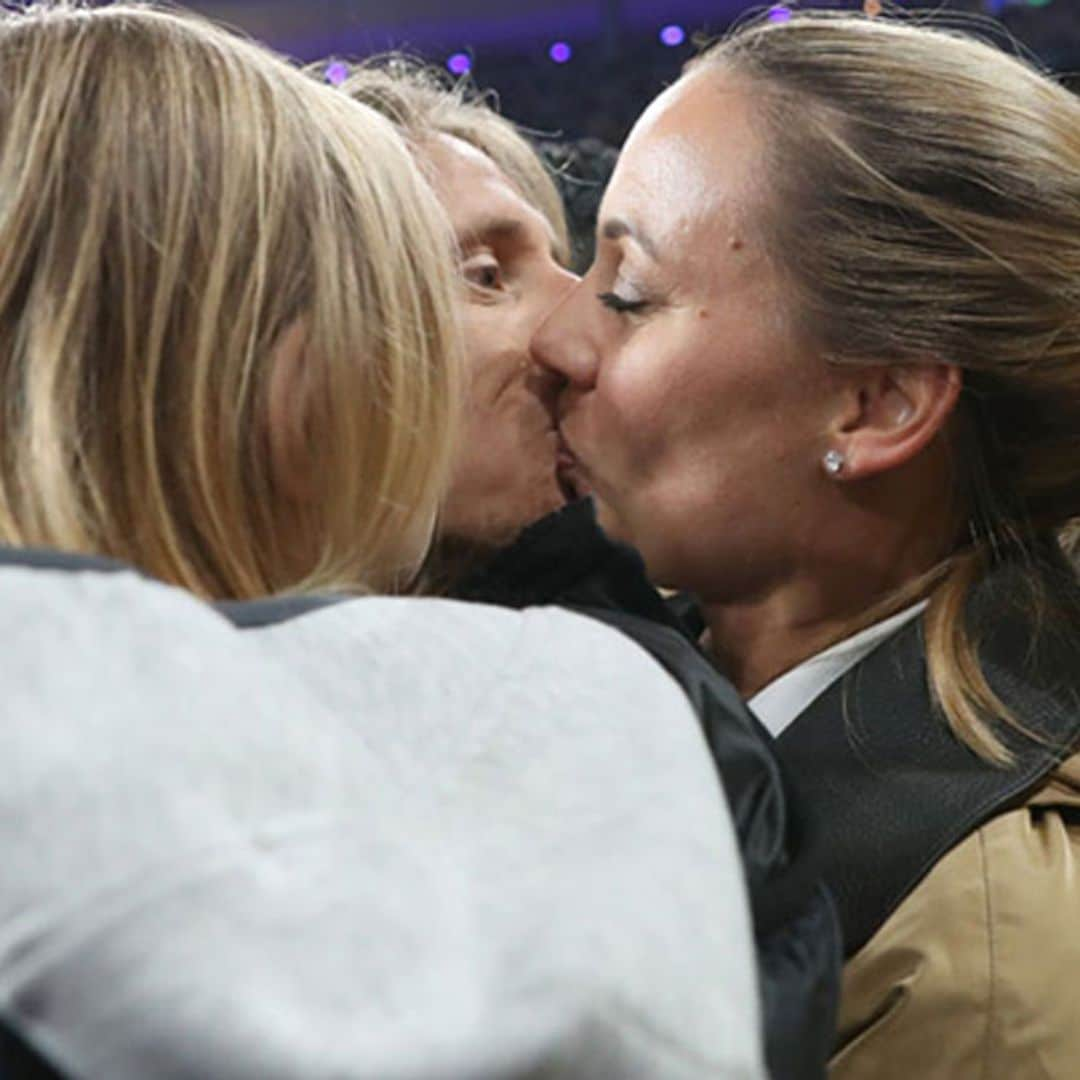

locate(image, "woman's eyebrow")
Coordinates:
600 217 659 261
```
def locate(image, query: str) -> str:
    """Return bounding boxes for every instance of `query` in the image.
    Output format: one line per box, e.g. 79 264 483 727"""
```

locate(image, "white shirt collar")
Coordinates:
748 601 928 740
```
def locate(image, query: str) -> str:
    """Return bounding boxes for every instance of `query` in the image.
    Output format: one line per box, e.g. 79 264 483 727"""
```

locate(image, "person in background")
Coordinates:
534 11 1080 1077
537 136 620 274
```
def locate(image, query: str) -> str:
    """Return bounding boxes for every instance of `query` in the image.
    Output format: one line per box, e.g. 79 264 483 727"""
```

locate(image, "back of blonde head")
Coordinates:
695 13 1080 760
0 2 461 598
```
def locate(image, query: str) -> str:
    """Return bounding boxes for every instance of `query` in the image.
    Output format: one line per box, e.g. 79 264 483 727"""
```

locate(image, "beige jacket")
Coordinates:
831 752 1080 1079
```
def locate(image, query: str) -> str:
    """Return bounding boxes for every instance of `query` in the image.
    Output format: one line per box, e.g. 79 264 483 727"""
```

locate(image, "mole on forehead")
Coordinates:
609 122 765 263
603 172 754 265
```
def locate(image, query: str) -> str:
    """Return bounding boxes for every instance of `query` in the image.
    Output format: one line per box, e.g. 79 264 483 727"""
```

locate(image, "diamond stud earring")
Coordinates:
823 449 846 477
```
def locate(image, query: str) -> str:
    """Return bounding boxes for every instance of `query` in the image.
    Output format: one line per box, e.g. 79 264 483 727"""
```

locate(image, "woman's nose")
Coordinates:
530 281 599 391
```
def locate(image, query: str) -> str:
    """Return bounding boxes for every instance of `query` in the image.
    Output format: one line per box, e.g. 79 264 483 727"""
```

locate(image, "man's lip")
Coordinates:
554 428 577 468
555 430 592 501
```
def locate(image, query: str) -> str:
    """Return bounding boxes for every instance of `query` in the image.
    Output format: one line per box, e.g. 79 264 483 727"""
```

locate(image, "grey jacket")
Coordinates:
0 558 764 1079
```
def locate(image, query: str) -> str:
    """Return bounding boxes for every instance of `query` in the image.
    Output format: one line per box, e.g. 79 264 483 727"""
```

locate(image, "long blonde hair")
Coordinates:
0 2 462 598
695 13 1080 762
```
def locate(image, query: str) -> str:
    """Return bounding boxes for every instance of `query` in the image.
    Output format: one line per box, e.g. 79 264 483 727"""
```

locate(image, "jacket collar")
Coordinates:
776 551 1080 957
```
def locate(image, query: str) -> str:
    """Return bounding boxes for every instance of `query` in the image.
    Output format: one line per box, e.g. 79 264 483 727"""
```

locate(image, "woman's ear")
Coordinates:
265 321 315 504
830 363 962 480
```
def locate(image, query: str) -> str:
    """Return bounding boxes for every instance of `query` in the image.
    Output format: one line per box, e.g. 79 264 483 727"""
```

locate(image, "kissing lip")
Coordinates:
555 430 577 470
555 429 591 501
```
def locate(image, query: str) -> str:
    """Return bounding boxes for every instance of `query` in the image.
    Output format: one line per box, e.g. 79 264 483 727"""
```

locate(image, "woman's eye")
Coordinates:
463 259 503 291
597 291 648 315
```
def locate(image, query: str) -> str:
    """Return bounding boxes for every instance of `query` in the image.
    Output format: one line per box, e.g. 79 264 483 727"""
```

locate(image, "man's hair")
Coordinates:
343 56 570 263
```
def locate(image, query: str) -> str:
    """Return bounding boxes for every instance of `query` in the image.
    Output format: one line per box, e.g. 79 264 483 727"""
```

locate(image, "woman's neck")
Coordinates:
703 534 950 698
700 448 967 696
703 588 869 698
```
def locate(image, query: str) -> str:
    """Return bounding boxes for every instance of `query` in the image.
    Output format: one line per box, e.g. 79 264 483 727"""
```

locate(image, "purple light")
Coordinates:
446 52 472 76
324 61 349 86
549 41 572 64
767 5 793 21
659 24 686 47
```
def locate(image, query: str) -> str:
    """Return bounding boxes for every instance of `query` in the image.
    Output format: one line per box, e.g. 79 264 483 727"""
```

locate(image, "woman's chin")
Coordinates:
593 497 629 542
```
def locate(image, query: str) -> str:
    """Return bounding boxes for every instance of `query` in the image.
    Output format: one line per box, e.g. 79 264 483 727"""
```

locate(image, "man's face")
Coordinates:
424 134 577 547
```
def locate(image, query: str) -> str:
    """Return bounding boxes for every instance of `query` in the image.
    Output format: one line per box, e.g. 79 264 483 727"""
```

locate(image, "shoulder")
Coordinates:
0 565 764 1078
252 594 704 726
1 572 716 813
0 556 695 723
832 754 1080 1080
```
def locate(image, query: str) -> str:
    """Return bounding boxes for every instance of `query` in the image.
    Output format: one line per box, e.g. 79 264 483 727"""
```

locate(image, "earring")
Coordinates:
822 449 846 477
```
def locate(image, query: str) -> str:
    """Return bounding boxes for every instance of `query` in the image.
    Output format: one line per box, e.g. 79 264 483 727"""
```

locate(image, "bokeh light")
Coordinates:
324 61 349 86
659 24 686 47
549 41 573 64
447 52 472 76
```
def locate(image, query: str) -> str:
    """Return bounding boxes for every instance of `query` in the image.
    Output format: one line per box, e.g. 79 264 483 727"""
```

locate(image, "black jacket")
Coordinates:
776 548 1080 959
449 501 841 1080
0 517 841 1080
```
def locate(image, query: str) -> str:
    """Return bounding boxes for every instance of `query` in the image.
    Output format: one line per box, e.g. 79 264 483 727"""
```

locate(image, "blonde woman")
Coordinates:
535 11 1080 1077
0 6 768 1078
0 2 460 598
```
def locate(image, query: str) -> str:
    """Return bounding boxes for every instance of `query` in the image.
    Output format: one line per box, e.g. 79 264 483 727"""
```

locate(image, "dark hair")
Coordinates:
536 137 619 273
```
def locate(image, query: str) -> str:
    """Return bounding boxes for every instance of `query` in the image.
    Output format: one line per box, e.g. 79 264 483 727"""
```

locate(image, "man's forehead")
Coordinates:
423 133 558 251
425 133 505 190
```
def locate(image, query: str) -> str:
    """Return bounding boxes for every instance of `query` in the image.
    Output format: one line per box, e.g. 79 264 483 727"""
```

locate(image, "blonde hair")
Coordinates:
0 2 462 598
694 13 1080 762
341 57 570 263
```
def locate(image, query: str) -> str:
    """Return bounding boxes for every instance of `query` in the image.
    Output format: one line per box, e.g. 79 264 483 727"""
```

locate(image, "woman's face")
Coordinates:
535 69 844 599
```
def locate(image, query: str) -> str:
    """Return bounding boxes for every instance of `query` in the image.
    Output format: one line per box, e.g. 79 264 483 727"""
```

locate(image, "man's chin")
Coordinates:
521 477 575 530
414 508 554 594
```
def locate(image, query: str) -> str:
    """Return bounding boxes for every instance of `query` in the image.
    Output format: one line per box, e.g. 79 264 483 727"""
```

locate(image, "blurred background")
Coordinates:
177 0 1078 148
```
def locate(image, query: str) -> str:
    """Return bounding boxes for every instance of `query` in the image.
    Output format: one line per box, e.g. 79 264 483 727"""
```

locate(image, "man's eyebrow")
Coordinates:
600 217 659 260
457 216 527 250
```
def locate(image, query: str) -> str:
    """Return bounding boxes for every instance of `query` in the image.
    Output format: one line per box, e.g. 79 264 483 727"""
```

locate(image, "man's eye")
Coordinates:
597 291 648 315
463 259 503 291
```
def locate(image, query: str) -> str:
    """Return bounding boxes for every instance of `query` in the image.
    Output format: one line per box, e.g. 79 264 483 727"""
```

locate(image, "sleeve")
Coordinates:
454 501 841 1080
830 791 1080 1080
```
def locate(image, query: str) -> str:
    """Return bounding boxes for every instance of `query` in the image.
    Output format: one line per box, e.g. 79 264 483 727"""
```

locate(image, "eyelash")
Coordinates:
597 291 648 315
463 258 504 292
